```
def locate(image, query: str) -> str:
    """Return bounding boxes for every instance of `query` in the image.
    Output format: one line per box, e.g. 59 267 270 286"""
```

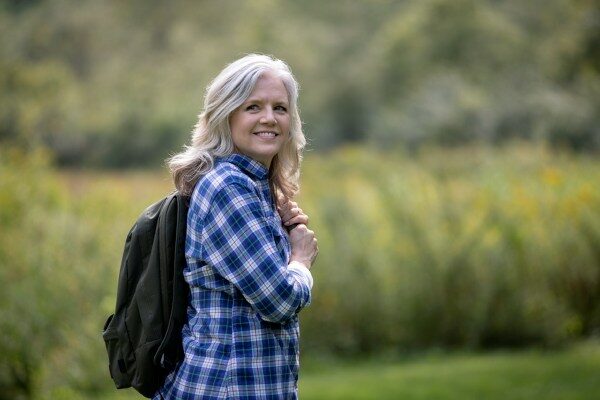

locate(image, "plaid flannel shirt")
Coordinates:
154 154 312 400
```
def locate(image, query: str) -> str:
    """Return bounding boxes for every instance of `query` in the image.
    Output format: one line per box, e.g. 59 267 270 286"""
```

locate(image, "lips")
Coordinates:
253 131 279 138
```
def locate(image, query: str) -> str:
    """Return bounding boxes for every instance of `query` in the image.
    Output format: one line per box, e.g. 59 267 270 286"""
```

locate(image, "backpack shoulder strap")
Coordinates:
157 193 178 324
154 192 190 368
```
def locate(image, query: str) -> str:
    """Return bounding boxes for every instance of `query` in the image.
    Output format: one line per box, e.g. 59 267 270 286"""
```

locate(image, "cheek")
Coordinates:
281 118 291 134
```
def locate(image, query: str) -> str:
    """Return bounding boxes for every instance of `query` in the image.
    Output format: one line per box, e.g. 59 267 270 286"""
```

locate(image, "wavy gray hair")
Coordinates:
168 54 306 201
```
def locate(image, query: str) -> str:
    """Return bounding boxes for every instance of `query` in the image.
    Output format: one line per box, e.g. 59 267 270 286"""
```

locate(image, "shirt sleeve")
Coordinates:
199 182 312 324
288 261 314 290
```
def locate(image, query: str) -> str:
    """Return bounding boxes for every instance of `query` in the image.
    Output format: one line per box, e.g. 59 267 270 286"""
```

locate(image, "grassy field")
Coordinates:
299 341 600 399
95 341 600 400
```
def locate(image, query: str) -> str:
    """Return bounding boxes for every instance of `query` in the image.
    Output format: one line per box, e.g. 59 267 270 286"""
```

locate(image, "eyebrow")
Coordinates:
245 97 289 106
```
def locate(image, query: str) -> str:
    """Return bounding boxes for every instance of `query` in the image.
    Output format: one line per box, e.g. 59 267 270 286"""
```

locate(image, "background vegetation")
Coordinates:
2 144 599 399
1 0 599 166
1 0 599 399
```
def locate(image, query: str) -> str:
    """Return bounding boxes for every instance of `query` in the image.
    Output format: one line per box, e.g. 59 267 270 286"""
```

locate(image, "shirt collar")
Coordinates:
218 153 270 181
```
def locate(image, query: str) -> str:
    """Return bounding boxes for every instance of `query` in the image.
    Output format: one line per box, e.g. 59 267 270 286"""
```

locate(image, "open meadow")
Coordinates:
1 144 599 399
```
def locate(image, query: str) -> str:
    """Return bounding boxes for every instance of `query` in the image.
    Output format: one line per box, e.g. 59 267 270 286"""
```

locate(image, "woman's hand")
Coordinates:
278 199 318 268
277 200 309 229
289 224 318 269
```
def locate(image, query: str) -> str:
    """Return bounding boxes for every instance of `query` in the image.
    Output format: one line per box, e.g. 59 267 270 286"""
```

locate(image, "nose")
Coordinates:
260 108 277 125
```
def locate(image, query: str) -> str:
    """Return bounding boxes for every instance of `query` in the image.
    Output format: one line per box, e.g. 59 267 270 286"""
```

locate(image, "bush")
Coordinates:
298 144 600 354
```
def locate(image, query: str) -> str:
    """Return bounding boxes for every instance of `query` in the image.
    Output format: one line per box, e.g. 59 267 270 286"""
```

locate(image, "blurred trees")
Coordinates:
370 0 599 148
0 0 598 167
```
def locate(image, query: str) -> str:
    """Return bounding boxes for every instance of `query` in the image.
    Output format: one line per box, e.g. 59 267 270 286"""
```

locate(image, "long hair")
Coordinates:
168 54 306 202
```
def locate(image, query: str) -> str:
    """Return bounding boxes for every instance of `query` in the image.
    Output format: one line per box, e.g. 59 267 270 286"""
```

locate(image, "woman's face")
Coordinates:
229 70 290 168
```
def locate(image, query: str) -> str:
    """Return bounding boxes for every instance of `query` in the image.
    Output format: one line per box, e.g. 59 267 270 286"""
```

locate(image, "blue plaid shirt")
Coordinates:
154 154 312 400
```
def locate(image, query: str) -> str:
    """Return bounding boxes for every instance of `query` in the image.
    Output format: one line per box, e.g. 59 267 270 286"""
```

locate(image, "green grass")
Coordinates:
94 341 600 400
299 343 600 399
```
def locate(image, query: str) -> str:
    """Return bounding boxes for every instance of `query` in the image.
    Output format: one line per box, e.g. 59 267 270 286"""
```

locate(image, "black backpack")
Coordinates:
102 192 190 398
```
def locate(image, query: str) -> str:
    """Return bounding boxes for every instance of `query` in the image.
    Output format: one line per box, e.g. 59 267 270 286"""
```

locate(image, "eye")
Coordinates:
245 104 259 111
275 105 288 112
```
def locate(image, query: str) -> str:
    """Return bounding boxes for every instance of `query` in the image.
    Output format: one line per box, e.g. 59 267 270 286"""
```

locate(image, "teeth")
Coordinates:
254 132 277 137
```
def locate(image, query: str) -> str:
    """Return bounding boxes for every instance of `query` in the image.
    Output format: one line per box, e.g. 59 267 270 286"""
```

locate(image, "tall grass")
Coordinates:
0 143 598 398
298 144 600 353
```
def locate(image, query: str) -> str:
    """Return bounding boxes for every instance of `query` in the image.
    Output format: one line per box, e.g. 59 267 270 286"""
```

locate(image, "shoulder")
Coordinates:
190 161 258 213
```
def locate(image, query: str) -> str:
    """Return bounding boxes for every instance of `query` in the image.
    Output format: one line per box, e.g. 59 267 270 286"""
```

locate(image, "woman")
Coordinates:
154 54 318 399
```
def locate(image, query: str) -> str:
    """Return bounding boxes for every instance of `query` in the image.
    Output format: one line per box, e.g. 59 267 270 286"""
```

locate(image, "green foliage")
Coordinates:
0 147 172 398
0 148 66 400
298 144 600 353
90 341 600 399
298 341 600 400
1 144 599 398
0 0 598 166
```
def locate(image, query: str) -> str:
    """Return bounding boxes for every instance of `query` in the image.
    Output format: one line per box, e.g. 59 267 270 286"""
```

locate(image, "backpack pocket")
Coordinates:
131 337 165 396
102 314 135 389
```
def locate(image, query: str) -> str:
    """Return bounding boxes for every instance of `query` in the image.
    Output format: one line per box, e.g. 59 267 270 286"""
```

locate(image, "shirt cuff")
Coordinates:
288 261 314 290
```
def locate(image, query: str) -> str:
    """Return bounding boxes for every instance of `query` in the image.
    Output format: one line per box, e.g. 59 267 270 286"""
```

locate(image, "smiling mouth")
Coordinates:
253 131 279 138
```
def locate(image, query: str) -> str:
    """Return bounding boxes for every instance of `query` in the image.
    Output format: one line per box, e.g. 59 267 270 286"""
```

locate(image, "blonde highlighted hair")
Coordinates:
168 54 306 202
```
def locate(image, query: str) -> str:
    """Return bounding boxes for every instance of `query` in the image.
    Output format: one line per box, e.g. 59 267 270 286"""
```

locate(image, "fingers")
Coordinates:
289 223 319 267
289 223 313 237
277 202 313 238
277 200 298 214
284 207 302 220
293 223 309 233
312 240 319 263
283 207 302 219
284 213 308 227
280 205 307 224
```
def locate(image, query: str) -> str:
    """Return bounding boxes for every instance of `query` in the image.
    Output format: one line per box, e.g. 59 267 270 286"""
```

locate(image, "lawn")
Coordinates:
298 342 600 399
97 341 600 400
